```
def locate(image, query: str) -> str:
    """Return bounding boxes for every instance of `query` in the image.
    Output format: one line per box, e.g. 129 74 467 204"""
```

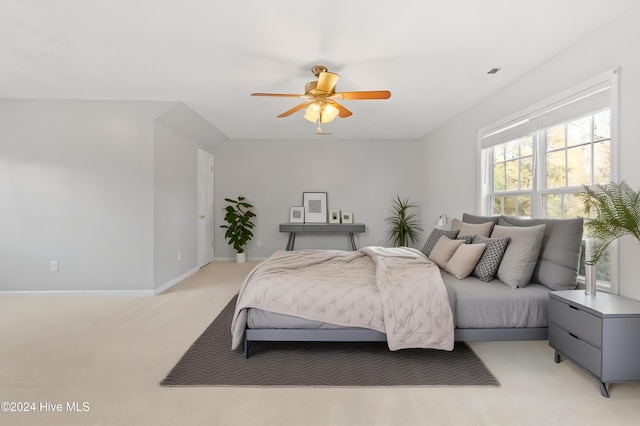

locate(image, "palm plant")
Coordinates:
385 195 423 247
579 181 640 264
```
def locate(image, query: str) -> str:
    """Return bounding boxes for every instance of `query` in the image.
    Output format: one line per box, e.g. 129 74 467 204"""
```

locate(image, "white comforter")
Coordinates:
231 247 454 351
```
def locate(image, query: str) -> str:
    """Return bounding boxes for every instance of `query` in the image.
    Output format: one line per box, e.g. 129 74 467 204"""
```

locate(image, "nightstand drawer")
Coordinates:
549 298 602 347
549 324 602 377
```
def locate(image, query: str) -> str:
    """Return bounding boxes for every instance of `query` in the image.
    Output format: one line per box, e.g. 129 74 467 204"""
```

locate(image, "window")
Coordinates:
478 69 618 292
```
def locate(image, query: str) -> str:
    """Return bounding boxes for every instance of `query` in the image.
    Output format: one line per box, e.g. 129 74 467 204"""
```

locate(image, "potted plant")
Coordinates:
220 196 256 263
385 195 423 247
579 181 640 294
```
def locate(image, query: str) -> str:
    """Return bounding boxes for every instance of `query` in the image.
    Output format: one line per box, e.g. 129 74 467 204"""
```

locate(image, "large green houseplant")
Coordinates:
579 181 640 293
220 196 256 263
385 195 424 247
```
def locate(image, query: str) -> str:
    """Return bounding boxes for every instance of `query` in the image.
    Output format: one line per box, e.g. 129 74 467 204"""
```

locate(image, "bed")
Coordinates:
231 214 584 358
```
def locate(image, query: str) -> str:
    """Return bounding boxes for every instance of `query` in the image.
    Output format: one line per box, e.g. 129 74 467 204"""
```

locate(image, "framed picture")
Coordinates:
341 212 353 223
303 192 328 223
329 209 341 223
289 206 304 223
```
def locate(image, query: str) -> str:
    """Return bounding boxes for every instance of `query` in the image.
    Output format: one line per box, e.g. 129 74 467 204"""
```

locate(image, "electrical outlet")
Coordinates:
50 261 59 272
177 250 182 261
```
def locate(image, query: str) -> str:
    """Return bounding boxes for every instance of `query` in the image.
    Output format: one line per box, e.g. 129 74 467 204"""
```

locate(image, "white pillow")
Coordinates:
428 236 465 268
445 243 487 279
451 218 495 237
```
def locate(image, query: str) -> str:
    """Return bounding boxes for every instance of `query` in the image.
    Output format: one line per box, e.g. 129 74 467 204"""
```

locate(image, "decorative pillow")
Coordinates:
462 213 500 226
451 218 494 238
498 216 584 290
457 235 474 244
491 224 546 289
471 236 510 282
445 243 487 279
421 228 460 257
428 236 465 269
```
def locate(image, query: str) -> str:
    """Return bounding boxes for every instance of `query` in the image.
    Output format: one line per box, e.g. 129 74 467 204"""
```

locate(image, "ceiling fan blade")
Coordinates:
277 101 314 118
332 101 353 118
316 71 340 93
252 92 309 98
332 90 391 100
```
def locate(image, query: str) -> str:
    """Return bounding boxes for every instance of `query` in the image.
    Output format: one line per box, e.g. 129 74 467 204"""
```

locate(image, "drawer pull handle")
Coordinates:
568 332 580 340
569 305 579 310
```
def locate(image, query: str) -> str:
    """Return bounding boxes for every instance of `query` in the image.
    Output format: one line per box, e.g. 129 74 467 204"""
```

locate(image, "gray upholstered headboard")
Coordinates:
462 214 583 290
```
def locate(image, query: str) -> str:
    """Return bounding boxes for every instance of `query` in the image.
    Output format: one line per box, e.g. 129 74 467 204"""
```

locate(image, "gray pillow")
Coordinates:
457 235 474 244
462 213 500 226
498 216 583 290
471 235 510 282
422 228 460 257
491 224 546 289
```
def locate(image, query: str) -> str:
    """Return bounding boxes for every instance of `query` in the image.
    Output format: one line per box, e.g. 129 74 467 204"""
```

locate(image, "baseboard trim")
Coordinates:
0 289 155 297
213 257 268 262
154 267 199 295
0 267 200 296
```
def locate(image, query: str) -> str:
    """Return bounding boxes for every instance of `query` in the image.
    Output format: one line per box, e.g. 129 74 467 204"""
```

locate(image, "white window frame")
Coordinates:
477 69 619 294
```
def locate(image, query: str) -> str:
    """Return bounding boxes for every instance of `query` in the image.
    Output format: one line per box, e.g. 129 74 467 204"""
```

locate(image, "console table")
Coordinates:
549 290 640 397
279 223 366 251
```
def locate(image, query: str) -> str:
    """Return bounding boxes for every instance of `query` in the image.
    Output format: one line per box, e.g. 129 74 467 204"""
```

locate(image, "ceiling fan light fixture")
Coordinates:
251 65 390 132
304 101 339 123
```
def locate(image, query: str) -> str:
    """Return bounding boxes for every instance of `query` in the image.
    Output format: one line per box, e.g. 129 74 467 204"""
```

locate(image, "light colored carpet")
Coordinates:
1 260 639 426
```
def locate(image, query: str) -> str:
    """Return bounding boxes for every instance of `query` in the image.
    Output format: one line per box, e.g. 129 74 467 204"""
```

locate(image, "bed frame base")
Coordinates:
243 327 548 358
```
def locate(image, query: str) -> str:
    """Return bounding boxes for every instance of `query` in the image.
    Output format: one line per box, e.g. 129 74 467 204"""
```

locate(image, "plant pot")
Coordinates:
236 252 246 263
585 262 597 296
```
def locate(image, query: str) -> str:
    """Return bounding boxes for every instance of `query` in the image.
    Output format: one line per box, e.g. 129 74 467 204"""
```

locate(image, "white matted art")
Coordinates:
303 192 328 223
329 209 341 223
341 212 353 223
289 206 304 223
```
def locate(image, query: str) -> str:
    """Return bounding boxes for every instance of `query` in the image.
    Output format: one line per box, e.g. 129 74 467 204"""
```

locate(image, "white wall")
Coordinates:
420 6 640 300
153 122 200 289
152 103 223 290
0 100 171 292
213 138 424 259
0 100 224 293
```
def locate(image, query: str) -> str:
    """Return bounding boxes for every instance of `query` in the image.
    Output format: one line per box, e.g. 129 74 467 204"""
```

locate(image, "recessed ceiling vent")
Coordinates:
487 67 502 75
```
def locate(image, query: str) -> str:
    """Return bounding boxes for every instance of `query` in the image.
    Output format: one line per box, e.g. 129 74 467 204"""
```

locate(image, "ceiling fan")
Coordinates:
251 65 391 134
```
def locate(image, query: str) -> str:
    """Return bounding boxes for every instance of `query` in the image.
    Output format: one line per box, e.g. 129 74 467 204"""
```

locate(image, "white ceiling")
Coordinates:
1 0 636 140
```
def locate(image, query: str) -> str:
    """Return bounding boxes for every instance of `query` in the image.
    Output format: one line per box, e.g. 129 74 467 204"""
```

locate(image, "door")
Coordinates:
197 149 214 268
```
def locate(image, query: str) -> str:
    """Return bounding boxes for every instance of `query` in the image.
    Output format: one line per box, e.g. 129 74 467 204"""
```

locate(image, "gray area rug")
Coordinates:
160 295 500 387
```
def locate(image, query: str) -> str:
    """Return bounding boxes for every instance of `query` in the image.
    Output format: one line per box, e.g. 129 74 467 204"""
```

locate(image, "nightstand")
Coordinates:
549 290 640 397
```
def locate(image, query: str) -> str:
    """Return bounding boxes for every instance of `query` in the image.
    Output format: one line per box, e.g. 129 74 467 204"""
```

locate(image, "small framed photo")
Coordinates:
341 212 353 223
303 192 328 223
329 209 341 223
289 206 304 223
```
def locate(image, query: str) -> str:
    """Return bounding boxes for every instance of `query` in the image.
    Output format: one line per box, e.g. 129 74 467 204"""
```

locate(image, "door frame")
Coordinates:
197 149 214 268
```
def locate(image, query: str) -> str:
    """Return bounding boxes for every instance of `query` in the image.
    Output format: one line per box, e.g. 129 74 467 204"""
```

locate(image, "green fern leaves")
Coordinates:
579 181 640 264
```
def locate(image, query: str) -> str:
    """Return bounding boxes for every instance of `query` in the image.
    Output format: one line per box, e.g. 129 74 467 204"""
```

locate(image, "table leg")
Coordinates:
286 233 296 251
349 233 357 251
